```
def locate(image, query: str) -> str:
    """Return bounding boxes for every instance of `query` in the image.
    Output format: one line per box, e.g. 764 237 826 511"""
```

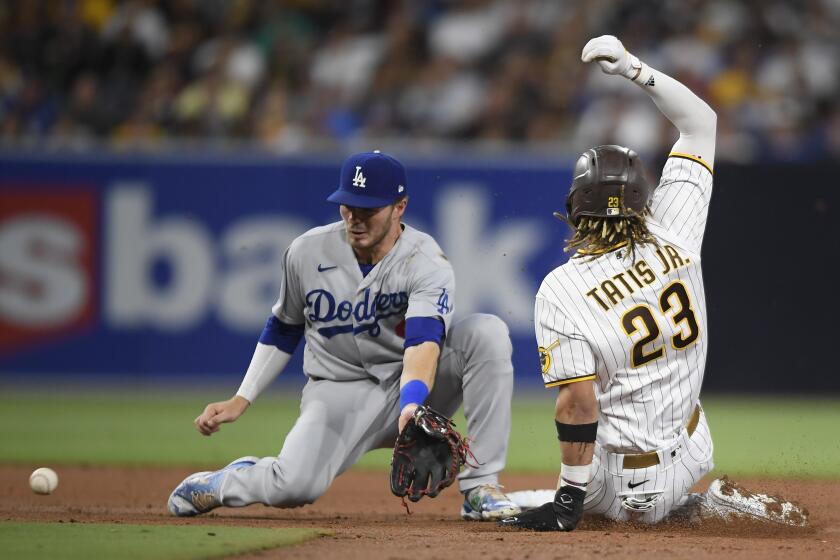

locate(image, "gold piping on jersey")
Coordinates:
577 240 629 256
544 374 597 388
538 340 562 374
668 152 714 175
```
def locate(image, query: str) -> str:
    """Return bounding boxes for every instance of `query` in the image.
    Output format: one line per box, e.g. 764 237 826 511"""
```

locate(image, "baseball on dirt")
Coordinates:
29 467 59 495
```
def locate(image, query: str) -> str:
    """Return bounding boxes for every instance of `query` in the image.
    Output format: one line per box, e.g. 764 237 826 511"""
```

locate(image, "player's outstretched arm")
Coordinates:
551 381 598 529
398 341 441 433
500 380 598 531
555 380 599 466
194 342 293 436
195 396 250 436
581 35 716 165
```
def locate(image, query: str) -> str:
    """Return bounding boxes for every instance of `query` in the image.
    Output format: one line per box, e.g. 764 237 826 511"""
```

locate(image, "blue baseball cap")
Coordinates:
327 150 408 208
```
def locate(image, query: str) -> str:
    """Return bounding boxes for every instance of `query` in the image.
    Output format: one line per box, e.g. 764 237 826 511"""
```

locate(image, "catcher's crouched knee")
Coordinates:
452 313 513 363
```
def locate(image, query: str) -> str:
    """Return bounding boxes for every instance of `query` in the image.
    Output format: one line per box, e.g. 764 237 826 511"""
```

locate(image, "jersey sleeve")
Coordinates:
270 243 306 324
648 153 714 254
405 254 456 334
535 295 597 389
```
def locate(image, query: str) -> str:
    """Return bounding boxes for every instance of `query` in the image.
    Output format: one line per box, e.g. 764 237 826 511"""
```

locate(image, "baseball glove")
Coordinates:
390 405 472 504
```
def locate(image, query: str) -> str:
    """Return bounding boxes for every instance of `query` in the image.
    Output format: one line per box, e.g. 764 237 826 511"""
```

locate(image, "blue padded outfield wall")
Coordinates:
2 152 838 392
0 151 574 387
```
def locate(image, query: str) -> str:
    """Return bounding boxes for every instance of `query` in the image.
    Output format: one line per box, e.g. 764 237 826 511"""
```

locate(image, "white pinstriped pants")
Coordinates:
583 406 714 523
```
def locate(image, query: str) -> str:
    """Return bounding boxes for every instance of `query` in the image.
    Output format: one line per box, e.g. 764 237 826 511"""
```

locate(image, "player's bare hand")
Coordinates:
195 396 250 436
581 35 639 79
398 403 419 434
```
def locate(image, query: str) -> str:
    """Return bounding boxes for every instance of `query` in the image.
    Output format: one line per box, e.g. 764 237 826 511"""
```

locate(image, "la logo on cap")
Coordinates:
352 166 366 188
327 150 408 209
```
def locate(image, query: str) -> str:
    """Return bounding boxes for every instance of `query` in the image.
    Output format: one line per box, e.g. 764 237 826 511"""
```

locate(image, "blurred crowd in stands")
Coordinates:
1 0 839 162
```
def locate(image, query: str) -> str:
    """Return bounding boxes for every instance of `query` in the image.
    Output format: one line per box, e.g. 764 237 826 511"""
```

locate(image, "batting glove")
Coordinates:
581 35 643 81
498 485 585 532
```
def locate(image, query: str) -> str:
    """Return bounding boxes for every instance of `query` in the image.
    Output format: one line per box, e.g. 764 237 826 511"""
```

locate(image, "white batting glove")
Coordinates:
581 35 643 81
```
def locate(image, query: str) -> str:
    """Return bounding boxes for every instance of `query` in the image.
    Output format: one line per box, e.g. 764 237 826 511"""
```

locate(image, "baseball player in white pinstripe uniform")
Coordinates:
501 35 808 530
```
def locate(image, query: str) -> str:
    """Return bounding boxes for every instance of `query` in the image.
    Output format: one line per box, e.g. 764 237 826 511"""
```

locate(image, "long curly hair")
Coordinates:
556 210 658 261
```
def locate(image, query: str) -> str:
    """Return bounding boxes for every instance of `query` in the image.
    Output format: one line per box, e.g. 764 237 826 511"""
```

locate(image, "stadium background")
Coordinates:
1 1 839 557
2 0 838 391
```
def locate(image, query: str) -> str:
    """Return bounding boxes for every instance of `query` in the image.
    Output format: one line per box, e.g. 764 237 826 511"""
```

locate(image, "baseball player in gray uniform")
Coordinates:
501 35 807 530
168 150 520 521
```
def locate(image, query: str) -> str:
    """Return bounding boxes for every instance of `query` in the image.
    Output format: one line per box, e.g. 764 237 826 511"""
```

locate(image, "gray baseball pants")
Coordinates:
221 313 514 508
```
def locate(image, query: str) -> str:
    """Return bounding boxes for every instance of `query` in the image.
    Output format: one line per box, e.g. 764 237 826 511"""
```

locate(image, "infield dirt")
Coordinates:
1 466 837 559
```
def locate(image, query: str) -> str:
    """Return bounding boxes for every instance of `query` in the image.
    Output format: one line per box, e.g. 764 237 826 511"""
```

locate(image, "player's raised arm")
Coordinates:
581 35 716 165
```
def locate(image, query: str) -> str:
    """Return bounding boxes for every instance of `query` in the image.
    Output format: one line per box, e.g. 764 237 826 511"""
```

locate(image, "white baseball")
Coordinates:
29 467 59 495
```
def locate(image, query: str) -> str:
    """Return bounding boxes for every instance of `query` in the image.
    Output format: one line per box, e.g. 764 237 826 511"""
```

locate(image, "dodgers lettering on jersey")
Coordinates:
305 287 409 338
271 221 455 382
536 155 713 453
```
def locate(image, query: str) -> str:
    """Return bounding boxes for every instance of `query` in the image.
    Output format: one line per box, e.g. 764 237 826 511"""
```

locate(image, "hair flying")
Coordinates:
559 210 658 261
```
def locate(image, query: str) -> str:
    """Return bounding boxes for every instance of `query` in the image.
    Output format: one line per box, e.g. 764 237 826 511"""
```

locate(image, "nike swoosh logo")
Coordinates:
628 479 649 489
317 264 337 272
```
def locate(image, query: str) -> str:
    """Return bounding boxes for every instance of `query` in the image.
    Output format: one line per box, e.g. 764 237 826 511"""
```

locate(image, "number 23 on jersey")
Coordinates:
621 281 700 367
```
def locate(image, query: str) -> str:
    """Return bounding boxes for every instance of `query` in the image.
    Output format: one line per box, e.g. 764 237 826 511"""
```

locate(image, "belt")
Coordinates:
622 405 701 470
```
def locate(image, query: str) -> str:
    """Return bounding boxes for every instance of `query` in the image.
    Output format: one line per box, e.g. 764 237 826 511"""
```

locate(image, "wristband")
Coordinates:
556 420 598 443
621 51 643 80
559 462 591 492
399 379 429 411
634 64 655 87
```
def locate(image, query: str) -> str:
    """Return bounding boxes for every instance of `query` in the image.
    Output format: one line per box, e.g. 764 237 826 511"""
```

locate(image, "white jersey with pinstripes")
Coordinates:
535 154 714 454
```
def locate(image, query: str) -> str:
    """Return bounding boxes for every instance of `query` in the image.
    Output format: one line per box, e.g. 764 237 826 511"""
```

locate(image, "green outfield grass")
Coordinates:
0 522 323 560
1 390 838 478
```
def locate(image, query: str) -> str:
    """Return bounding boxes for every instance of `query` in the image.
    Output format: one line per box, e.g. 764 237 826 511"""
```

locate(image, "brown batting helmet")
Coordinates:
564 145 653 226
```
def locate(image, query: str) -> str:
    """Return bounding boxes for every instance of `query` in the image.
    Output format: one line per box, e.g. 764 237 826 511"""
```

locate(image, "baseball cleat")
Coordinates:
703 476 809 527
167 456 259 517
461 484 521 521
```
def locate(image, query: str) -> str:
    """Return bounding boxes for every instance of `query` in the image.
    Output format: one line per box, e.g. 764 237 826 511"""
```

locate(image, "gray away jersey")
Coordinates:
536 154 714 453
272 221 455 382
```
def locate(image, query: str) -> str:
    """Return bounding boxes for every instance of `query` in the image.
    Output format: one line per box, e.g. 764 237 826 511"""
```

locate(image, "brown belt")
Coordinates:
622 405 701 470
